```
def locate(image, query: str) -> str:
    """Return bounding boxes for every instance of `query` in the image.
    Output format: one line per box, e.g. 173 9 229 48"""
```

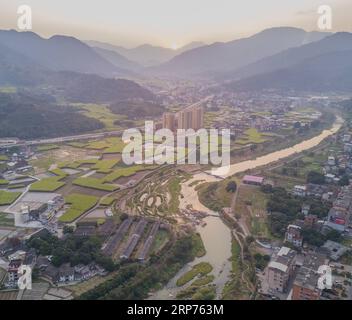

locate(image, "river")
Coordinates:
149 116 343 300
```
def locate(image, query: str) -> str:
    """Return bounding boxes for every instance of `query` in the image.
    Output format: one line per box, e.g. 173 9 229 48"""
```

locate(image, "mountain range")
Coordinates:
0 30 127 77
226 32 352 92
149 27 331 77
1 27 352 96
0 30 156 103
85 40 205 67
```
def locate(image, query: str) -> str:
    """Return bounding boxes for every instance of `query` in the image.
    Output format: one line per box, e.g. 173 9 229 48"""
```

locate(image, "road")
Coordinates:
0 128 132 150
0 96 213 150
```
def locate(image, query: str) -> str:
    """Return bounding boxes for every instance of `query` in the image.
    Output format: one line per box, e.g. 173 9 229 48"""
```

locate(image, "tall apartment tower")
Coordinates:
192 106 204 130
162 112 176 131
177 106 204 130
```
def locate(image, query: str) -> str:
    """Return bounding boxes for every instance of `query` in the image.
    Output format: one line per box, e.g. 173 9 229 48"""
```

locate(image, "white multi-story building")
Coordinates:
267 247 296 293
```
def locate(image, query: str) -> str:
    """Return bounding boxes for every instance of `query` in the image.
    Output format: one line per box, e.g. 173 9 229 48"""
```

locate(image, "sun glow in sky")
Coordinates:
171 43 179 50
0 0 351 47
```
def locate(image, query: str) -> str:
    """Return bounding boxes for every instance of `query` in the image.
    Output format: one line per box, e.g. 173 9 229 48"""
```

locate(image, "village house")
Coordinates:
285 225 303 247
267 247 296 293
242 175 264 186
292 252 327 300
293 185 307 197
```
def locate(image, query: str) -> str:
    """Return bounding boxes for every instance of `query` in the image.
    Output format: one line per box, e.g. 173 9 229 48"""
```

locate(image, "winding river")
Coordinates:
149 116 343 300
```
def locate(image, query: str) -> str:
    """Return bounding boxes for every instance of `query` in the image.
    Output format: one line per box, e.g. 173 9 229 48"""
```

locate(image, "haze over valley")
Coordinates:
1 0 352 304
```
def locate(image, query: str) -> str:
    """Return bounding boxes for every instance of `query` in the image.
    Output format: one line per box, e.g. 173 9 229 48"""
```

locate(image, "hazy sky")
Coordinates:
0 0 351 48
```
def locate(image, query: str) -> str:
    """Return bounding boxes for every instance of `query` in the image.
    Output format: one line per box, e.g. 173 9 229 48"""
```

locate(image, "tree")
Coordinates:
226 181 237 193
326 229 342 243
302 229 325 247
339 175 349 186
250 144 258 152
245 235 255 245
307 171 325 185
261 184 273 193
294 121 301 129
63 225 74 234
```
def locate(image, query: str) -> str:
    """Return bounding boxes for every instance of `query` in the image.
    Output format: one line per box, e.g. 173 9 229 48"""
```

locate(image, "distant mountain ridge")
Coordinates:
0 35 156 104
0 30 128 77
0 43 48 86
222 32 352 81
150 27 330 77
226 32 352 93
91 46 141 71
0 28 159 104
85 40 205 66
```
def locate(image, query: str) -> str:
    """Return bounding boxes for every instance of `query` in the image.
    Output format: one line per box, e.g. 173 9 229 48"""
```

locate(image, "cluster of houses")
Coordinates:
326 185 352 232
4 250 107 288
264 241 350 300
0 229 108 289
0 148 34 176
291 132 352 234
36 256 107 285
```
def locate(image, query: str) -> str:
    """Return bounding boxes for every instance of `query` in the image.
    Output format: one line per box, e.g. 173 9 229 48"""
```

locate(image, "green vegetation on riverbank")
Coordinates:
222 237 251 300
198 178 237 212
176 262 213 287
191 233 206 258
177 284 216 300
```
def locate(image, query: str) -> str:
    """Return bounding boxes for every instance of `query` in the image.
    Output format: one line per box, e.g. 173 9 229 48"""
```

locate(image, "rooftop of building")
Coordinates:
294 252 327 290
268 246 296 273
243 175 264 183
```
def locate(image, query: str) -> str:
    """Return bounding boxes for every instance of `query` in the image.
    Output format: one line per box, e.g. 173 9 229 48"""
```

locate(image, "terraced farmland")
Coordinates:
72 177 119 192
0 190 21 205
59 193 98 223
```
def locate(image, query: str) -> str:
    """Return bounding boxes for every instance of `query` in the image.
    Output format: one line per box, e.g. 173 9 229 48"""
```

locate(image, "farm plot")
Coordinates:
72 177 119 192
59 193 98 223
30 169 67 192
92 159 120 173
235 128 269 145
0 190 22 205
102 165 156 183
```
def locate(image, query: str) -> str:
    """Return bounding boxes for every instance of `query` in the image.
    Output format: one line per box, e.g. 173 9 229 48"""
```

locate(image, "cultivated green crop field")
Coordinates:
59 193 98 223
0 191 21 205
73 177 119 192
30 176 66 192
92 159 120 173
100 196 115 206
0 179 9 185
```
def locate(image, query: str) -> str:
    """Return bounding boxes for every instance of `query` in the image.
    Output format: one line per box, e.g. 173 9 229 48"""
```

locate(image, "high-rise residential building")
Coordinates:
191 106 204 131
177 106 204 130
177 108 193 130
162 112 176 132
162 106 204 131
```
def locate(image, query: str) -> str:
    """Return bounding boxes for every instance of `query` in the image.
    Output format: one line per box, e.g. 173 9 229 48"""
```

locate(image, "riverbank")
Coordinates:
211 116 343 178
150 114 343 300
